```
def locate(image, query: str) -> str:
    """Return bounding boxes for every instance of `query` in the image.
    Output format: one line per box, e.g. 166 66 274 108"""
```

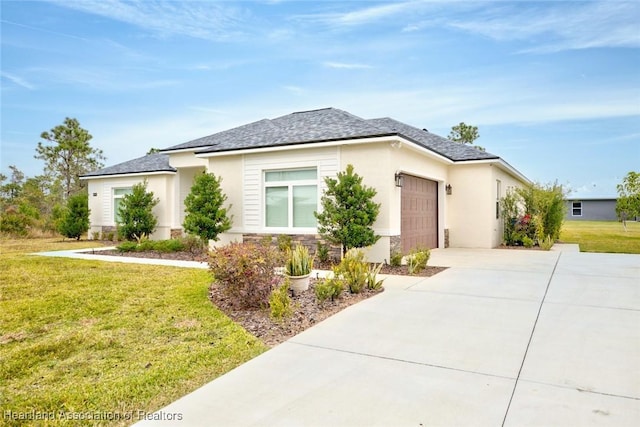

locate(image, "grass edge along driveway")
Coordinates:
560 220 640 254
0 238 267 426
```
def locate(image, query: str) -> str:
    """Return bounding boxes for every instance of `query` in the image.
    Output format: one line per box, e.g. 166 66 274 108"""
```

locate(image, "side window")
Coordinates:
113 187 132 223
572 201 582 217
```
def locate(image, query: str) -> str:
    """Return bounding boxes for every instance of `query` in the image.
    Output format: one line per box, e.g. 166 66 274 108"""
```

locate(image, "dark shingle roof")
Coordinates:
367 117 498 161
85 108 501 178
81 153 176 178
166 107 496 162
163 108 391 153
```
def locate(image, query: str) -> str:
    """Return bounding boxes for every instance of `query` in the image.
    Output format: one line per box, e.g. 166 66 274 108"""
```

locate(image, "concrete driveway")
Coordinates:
137 246 640 426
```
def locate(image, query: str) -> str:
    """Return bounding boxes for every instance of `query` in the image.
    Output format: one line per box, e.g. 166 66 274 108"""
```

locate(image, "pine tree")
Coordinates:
315 164 380 256
183 172 232 242
58 193 90 240
117 180 159 241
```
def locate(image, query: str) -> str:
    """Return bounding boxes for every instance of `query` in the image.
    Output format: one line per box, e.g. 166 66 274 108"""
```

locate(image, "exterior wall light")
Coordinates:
445 184 452 195
395 172 404 187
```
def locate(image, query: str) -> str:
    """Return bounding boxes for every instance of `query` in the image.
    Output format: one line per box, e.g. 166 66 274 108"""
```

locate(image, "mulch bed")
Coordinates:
87 247 447 347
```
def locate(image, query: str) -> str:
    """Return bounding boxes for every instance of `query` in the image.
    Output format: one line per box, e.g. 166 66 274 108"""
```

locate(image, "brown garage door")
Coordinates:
401 175 438 251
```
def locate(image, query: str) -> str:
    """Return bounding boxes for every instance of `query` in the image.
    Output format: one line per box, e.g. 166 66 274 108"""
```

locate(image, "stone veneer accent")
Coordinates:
390 235 402 257
242 233 341 262
170 228 184 239
444 228 450 248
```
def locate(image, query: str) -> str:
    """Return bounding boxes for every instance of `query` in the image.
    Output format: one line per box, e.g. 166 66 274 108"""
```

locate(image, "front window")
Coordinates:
113 187 132 223
265 168 317 228
572 201 582 217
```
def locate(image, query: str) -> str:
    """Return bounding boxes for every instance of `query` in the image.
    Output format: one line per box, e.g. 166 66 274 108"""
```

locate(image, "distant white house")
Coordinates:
565 197 618 221
80 108 530 262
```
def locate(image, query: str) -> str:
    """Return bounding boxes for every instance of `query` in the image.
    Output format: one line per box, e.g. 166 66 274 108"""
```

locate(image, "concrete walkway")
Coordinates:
35 245 640 425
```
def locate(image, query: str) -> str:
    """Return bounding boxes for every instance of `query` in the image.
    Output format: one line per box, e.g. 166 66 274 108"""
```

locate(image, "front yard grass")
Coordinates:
0 238 267 426
560 220 640 254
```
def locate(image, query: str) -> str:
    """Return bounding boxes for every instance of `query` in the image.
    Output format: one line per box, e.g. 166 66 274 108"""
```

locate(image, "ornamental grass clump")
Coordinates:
285 244 314 277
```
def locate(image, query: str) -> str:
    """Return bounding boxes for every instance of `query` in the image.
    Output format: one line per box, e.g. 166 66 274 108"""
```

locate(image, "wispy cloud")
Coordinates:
323 62 373 70
449 1 640 52
299 1 425 27
26 66 179 91
1 72 36 90
46 0 250 41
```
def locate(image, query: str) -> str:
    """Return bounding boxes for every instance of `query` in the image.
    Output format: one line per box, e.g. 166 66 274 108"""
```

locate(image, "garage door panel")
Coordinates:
401 175 438 252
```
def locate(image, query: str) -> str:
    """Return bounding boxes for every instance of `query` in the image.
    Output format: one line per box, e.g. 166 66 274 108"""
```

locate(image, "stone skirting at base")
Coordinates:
242 233 342 261
444 229 450 248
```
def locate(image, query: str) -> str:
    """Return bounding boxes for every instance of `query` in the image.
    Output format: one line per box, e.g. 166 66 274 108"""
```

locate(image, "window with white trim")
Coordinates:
264 168 317 228
572 201 582 217
113 187 132 223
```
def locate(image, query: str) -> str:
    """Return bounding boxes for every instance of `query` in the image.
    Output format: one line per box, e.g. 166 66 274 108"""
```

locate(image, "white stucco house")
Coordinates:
80 108 530 262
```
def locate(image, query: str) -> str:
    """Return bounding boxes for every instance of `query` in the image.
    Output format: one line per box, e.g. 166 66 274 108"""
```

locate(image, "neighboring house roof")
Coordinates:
566 197 617 201
81 153 176 178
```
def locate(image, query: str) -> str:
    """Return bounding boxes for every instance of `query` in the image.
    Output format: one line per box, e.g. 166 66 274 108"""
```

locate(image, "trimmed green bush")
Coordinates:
117 180 159 242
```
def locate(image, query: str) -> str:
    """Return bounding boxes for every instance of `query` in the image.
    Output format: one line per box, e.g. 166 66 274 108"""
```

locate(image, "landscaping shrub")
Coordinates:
315 241 330 263
277 234 293 253
154 239 185 253
269 280 293 323
57 193 89 240
501 183 567 246
366 263 385 290
539 235 554 251
334 248 368 293
182 171 232 242
117 180 159 242
407 247 430 275
315 275 344 303
116 241 138 252
181 234 207 254
390 251 403 267
522 236 534 248
209 242 282 309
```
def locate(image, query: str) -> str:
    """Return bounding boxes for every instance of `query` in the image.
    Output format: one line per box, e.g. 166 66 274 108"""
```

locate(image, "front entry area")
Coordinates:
401 175 438 252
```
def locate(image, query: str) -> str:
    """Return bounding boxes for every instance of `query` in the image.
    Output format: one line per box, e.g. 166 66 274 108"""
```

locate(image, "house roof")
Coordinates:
80 153 176 178
163 107 496 161
84 108 502 178
367 117 497 161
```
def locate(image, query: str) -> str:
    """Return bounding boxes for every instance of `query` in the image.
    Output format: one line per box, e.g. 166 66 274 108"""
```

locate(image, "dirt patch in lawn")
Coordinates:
88 248 447 347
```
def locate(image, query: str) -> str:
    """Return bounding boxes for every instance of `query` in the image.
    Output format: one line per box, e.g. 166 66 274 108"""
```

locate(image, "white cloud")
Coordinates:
46 0 250 41
323 62 373 70
1 72 36 90
449 1 640 52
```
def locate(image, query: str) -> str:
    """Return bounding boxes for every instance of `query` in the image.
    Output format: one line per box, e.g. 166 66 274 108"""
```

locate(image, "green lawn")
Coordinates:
0 238 267 426
560 220 640 254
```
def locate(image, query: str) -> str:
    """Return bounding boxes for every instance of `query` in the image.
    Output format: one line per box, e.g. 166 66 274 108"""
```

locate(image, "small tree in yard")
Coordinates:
616 171 640 230
183 172 232 242
118 180 159 242
58 193 89 240
314 164 380 256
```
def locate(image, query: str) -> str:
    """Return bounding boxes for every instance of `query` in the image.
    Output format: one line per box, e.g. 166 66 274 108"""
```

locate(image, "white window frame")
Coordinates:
113 187 132 224
263 168 318 231
572 201 582 217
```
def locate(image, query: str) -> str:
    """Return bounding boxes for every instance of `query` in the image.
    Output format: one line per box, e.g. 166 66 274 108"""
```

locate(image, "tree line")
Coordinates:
1 118 104 238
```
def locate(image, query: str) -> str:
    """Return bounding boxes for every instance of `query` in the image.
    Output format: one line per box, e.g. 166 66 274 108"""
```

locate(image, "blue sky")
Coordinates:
1 0 638 197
